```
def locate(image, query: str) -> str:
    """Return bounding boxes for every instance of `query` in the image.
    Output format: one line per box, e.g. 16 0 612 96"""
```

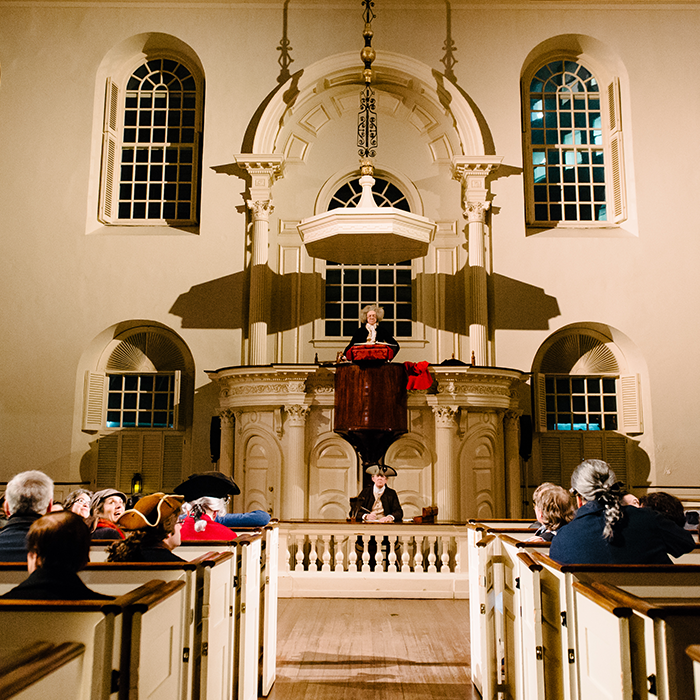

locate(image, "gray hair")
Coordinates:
360 304 384 323
4 470 54 516
183 496 227 533
570 459 622 540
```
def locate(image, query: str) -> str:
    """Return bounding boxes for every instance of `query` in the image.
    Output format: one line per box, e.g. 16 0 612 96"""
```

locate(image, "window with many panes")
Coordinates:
106 373 178 429
525 59 626 226
99 58 202 226
544 376 618 431
324 176 414 340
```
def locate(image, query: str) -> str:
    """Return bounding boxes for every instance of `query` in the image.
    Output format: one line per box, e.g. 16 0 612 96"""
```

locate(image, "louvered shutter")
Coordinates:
172 370 181 429
83 371 106 431
619 374 643 434
533 373 547 432
607 78 627 223
98 78 120 223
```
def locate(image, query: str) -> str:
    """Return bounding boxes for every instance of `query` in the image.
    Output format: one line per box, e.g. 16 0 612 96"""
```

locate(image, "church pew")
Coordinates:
685 645 700 700
0 579 185 700
581 578 700 700
0 641 86 699
176 532 264 700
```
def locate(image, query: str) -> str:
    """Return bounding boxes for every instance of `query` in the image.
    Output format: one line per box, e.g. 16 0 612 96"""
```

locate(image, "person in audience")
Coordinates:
175 471 270 532
107 493 185 562
550 459 695 564
343 304 400 361
63 489 92 519
621 491 640 507
528 482 575 542
90 489 127 540
0 470 53 562
639 491 686 528
1 511 112 600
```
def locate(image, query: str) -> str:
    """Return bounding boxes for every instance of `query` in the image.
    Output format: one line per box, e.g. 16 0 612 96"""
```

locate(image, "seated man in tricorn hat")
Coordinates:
175 471 270 541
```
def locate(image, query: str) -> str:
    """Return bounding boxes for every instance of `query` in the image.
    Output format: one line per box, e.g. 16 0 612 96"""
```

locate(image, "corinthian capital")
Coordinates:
432 405 459 428
247 199 274 221
463 201 490 223
285 404 310 427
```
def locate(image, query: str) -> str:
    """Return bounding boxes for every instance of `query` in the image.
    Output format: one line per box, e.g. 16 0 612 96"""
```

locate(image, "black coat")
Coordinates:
0 567 113 601
344 324 400 358
352 486 403 522
550 501 695 565
0 512 42 562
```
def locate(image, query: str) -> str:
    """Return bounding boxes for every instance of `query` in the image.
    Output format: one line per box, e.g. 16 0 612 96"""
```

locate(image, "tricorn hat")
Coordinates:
117 493 184 530
174 471 240 502
365 464 397 477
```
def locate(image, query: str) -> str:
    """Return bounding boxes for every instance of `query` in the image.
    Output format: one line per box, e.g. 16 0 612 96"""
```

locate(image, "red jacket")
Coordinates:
180 514 237 541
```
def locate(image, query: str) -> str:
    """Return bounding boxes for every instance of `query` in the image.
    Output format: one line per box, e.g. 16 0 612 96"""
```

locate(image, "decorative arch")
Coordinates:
251 52 487 160
385 434 434 518
308 433 357 520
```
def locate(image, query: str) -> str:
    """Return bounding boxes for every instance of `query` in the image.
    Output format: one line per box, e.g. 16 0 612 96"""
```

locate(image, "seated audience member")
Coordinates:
63 489 92 519
90 489 127 540
108 493 185 563
550 459 695 565
685 511 699 532
528 482 575 542
639 491 686 528
175 471 271 529
621 491 640 507
0 470 53 562
1 511 112 600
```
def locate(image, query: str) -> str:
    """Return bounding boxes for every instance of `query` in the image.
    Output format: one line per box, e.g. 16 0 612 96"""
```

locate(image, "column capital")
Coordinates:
463 200 490 223
284 403 310 427
451 156 503 183
235 154 284 200
247 199 274 221
219 408 236 426
432 405 459 428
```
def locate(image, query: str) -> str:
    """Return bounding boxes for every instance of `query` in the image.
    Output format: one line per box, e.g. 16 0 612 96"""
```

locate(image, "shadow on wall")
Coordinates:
170 269 560 335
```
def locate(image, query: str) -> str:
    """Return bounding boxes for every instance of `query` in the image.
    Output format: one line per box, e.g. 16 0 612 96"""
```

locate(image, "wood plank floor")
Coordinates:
264 598 480 699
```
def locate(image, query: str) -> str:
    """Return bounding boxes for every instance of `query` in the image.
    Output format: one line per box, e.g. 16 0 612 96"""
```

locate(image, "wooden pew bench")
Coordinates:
0 641 86 699
0 579 185 700
685 644 700 700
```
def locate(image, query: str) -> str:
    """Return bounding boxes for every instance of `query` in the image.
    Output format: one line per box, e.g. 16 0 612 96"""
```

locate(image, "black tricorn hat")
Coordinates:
365 464 397 477
174 471 240 501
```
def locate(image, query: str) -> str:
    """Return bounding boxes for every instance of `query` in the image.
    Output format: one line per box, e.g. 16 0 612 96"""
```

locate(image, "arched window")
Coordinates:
323 176 413 339
99 57 202 226
532 327 642 488
524 58 626 227
82 325 192 493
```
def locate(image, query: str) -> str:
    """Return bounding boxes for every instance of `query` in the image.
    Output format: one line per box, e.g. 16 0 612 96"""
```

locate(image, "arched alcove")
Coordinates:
308 434 357 520
239 430 282 517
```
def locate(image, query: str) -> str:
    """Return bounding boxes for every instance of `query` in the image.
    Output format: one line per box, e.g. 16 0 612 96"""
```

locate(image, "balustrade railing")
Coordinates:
278 521 469 599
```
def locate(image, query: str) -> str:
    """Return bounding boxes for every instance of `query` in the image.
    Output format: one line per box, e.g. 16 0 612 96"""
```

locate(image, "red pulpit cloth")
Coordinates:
345 344 394 362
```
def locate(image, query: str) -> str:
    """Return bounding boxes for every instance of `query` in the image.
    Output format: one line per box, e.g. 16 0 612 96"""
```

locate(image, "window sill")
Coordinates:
526 223 635 238
88 224 199 236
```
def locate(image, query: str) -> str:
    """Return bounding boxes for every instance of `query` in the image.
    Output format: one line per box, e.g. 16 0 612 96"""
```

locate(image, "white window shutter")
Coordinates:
83 371 106 431
172 370 181 429
533 373 547 432
98 78 120 224
606 78 627 223
619 374 643 434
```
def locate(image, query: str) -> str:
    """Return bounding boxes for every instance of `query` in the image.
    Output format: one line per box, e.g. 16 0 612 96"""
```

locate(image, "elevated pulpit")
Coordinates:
333 360 407 469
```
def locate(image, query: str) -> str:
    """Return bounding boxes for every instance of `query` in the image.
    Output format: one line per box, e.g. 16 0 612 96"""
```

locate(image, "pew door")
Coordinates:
467 525 486 695
260 524 279 696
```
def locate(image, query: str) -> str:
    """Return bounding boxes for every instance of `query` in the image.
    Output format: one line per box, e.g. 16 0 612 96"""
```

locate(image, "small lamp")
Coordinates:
131 472 143 495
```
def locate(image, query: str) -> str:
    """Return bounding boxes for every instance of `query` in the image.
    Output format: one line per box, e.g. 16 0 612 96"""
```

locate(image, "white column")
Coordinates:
283 404 310 520
219 409 236 479
432 405 460 521
452 157 502 367
504 410 522 518
235 156 284 366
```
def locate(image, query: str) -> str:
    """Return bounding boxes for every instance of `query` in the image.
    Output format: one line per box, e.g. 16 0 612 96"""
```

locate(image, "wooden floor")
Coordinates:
264 598 480 700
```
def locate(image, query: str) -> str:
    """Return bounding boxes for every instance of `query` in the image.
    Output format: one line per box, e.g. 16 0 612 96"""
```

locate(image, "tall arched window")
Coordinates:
323 176 413 339
524 58 626 227
99 57 202 226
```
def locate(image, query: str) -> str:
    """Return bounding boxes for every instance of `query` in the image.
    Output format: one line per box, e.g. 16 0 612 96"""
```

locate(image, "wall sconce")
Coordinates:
131 472 143 495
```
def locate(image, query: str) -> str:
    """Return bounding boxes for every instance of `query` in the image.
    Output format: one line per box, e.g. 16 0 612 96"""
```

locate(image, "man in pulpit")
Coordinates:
343 304 399 361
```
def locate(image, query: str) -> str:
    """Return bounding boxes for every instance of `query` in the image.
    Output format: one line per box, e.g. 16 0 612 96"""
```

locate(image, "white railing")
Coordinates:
278 521 469 599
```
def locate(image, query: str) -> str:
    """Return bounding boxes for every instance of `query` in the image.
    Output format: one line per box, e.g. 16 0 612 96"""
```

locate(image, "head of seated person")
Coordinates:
63 488 93 520
108 493 184 562
3 470 53 519
639 491 686 528
27 511 91 574
569 459 624 541
532 482 575 534
90 489 126 523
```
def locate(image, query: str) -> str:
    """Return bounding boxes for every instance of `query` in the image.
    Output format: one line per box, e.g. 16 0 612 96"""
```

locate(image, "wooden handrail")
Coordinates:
118 579 186 612
686 644 700 663
516 551 542 572
572 581 632 617
476 534 496 548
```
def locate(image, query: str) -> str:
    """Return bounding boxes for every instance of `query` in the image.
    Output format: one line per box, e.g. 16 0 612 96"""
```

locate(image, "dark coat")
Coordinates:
0 512 42 562
128 547 185 563
549 501 696 565
0 567 113 600
352 486 403 522
344 324 400 358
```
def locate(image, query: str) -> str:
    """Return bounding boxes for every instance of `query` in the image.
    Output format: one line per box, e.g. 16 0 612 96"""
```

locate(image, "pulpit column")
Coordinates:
504 410 522 518
235 156 284 366
218 409 236 478
283 404 310 520
432 405 460 521
452 157 503 367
